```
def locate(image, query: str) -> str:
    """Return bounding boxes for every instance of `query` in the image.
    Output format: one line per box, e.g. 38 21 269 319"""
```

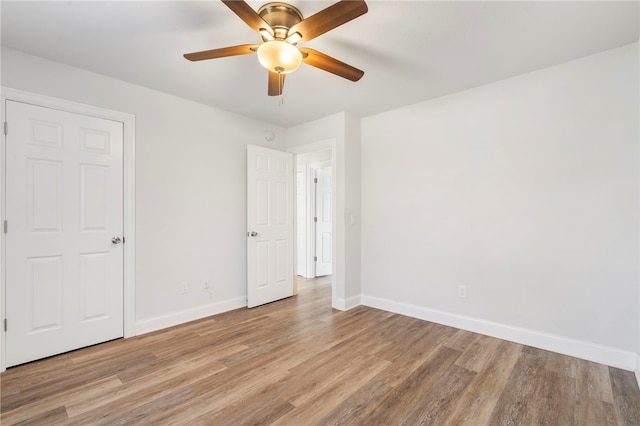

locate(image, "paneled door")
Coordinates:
314 166 332 276
247 145 293 308
5 100 124 367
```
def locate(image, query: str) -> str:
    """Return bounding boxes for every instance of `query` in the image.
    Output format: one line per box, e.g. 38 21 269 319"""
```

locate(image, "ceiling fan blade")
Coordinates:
184 44 258 61
268 71 285 96
289 0 368 42
300 48 364 82
221 0 273 35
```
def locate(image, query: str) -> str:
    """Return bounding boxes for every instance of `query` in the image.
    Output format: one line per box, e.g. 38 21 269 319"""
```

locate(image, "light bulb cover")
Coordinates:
257 40 302 74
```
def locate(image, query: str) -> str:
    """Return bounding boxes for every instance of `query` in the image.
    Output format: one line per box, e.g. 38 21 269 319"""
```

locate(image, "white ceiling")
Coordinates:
2 1 638 128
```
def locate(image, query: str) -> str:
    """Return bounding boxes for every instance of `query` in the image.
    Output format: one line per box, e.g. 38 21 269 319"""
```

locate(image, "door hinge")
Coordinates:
3 122 7 136
4 319 7 332
3 220 7 234
314 178 318 183
314 217 317 223
314 256 317 262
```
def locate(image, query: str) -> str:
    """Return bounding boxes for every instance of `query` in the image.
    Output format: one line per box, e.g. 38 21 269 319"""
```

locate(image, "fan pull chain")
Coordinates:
278 72 284 107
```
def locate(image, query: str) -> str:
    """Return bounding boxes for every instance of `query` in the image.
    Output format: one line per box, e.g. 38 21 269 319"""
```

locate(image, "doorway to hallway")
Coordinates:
295 149 333 279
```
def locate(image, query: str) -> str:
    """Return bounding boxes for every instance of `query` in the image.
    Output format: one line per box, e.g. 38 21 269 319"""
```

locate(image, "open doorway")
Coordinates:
295 149 333 280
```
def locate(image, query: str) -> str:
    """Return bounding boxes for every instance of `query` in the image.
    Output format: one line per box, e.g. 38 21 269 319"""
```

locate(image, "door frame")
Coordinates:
0 87 136 371
295 164 307 278
288 140 336 304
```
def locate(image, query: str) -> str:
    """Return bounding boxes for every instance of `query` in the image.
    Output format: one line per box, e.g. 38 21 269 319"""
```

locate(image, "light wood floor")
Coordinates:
2 277 639 425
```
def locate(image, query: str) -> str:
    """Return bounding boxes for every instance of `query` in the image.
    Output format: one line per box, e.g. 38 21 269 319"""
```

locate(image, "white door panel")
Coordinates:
315 167 332 276
6 100 124 366
247 145 294 308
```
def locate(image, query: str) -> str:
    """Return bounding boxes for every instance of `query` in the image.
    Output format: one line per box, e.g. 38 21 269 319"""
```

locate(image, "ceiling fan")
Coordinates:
183 0 368 96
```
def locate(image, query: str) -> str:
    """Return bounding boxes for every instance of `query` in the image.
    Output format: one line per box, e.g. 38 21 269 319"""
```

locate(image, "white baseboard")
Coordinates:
635 353 640 389
135 296 246 335
332 294 361 311
345 295 362 310
361 294 637 372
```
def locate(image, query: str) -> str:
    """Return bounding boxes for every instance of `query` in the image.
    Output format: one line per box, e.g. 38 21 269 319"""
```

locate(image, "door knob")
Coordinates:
249 231 258 237
111 236 122 244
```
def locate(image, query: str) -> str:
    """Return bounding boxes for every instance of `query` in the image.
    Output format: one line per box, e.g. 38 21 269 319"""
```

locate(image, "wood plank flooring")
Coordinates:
2 276 639 425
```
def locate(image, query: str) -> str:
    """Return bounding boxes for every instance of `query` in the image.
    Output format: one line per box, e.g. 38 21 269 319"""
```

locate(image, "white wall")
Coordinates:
361 44 639 365
344 113 362 300
1 47 287 332
2 42 638 373
287 113 361 309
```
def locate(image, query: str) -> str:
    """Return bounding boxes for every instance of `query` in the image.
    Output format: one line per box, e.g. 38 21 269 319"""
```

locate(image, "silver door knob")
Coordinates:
249 231 258 237
111 236 122 244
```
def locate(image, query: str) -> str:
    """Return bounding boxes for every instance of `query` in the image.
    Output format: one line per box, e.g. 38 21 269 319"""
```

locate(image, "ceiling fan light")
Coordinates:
257 40 302 74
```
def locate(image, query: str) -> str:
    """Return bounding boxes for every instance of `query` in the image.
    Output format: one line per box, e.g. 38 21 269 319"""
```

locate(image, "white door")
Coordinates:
314 167 332 276
247 145 294 308
5 100 124 367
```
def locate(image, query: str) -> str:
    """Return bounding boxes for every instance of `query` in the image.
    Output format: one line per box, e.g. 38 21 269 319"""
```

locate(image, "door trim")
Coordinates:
0 87 136 371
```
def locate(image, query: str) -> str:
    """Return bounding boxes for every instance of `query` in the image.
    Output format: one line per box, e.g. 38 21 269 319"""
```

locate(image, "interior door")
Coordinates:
247 145 294 308
314 166 332 276
5 100 124 367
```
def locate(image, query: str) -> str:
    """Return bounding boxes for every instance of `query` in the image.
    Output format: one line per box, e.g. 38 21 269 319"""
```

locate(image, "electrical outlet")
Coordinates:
458 285 467 299
180 281 188 294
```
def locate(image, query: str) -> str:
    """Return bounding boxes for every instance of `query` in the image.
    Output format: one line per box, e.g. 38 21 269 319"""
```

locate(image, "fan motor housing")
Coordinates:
258 2 303 39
